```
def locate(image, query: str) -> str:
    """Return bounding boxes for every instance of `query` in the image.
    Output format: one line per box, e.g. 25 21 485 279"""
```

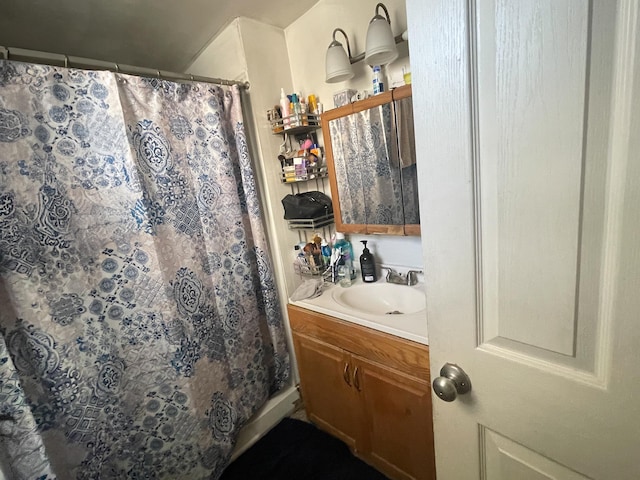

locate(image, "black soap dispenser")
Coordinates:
359 240 377 283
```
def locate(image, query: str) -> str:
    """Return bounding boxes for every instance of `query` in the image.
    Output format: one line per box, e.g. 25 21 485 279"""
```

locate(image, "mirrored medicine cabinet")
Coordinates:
321 84 420 236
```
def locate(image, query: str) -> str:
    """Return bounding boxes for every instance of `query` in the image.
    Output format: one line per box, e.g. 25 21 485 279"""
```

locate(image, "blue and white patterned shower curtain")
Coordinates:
0 60 290 479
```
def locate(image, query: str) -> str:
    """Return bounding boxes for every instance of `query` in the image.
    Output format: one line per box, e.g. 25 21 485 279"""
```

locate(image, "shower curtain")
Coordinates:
0 60 290 479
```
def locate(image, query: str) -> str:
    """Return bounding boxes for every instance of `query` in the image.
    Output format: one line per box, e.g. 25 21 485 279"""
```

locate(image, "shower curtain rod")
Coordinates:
0 46 250 90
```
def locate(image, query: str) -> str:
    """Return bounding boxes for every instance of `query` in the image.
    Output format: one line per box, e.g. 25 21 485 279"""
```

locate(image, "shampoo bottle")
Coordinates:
321 240 331 267
359 240 377 283
372 65 384 94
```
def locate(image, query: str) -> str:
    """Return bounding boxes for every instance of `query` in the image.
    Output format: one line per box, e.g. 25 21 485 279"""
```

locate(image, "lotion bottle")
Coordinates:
280 88 290 129
359 240 377 282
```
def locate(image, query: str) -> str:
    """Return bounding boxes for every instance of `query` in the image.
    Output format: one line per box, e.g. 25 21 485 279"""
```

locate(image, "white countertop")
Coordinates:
289 277 429 345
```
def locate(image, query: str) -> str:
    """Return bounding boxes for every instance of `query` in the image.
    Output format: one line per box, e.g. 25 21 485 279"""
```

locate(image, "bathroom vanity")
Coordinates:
288 279 435 480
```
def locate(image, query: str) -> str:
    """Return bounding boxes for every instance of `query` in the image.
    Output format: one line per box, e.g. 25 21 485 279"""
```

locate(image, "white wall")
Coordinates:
284 0 423 269
189 19 248 82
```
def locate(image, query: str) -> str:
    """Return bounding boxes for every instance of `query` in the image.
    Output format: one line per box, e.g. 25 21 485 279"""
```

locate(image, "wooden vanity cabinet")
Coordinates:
288 304 436 480
293 333 363 450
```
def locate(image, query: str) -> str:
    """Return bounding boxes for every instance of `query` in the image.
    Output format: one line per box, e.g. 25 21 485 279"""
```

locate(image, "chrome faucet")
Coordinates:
382 267 423 286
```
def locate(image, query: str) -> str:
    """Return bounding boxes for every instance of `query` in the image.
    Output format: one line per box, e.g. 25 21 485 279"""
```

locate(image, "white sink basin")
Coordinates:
331 282 426 316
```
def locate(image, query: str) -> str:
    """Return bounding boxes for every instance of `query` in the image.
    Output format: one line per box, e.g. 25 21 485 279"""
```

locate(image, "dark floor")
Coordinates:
220 418 390 480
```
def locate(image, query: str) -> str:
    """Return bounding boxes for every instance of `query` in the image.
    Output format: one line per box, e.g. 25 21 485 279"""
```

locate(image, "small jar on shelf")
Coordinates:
279 148 326 184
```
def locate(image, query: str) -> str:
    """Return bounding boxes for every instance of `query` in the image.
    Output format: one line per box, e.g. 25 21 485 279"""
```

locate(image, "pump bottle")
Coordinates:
359 240 377 282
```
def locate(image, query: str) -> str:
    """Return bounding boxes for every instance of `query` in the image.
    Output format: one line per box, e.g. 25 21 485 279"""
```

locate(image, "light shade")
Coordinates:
325 29 355 83
364 3 399 66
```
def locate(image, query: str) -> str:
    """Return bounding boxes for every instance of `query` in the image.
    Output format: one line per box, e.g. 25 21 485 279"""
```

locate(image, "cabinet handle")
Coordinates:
343 363 351 386
353 366 361 391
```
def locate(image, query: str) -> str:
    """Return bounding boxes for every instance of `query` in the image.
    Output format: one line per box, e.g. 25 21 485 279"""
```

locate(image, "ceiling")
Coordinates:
0 0 320 72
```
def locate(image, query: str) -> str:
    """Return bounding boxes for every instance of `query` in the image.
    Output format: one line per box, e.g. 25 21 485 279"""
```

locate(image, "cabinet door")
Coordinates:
292 333 362 451
355 356 435 480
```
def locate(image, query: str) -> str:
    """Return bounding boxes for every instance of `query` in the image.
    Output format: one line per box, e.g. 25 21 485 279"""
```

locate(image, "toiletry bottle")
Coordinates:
359 240 377 283
280 88 290 129
334 232 356 280
337 254 352 287
308 94 318 116
321 240 331 268
372 65 384 94
300 97 308 125
291 93 300 127
294 244 306 272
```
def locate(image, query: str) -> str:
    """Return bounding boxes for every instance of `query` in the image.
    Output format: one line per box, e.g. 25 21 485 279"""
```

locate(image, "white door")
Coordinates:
407 1 640 479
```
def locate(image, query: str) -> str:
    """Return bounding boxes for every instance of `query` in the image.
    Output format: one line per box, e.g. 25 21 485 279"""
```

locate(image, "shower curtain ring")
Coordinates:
157 70 161 79
190 74 194 82
115 63 120 73
64 55 69 68
4 48 9 60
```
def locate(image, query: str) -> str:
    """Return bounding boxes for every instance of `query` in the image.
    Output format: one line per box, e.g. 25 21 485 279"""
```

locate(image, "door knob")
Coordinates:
432 363 471 402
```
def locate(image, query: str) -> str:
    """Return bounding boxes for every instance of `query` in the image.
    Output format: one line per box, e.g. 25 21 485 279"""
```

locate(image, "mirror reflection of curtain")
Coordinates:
329 115 366 224
0 60 289 479
330 104 403 227
357 103 403 226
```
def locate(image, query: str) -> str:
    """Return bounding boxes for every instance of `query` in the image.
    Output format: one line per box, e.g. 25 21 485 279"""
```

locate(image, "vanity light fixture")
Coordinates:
364 3 399 66
324 2 405 83
325 28 355 83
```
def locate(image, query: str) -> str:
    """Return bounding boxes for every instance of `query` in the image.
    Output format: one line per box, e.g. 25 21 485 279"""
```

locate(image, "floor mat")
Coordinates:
220 418 390 480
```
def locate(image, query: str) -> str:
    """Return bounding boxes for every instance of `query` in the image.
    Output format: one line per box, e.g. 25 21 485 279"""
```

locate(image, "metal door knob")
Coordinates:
432 363 471 402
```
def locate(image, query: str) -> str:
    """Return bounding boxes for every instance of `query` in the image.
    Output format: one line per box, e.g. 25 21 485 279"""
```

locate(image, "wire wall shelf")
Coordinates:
286 212 334 230
270 114 321 134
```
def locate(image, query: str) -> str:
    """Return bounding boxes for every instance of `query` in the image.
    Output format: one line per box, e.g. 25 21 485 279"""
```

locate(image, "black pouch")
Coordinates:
281 191 332 219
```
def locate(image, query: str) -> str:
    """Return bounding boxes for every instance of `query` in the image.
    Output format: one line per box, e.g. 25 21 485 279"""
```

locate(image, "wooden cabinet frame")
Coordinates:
288 304 435 480
321 84 420 236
